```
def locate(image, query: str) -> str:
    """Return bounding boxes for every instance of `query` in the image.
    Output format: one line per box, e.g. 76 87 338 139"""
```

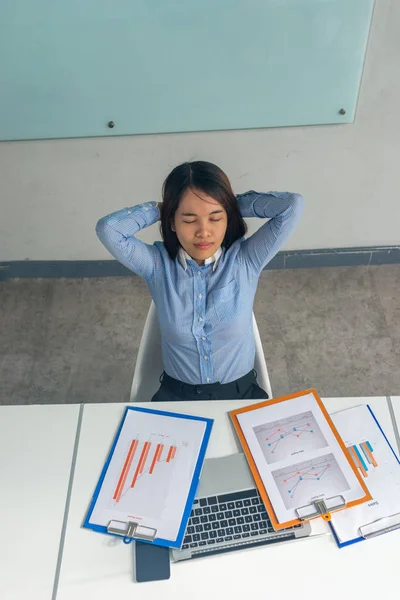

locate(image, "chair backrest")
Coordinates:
252 313 273 399
130 301 163 402
130 301 273 402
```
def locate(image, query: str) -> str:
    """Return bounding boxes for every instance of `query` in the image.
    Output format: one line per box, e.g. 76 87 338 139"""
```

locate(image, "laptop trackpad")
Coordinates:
196 453 256 499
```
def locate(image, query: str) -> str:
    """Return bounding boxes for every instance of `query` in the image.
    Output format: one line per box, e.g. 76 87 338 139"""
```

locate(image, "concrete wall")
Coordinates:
1 0 399 261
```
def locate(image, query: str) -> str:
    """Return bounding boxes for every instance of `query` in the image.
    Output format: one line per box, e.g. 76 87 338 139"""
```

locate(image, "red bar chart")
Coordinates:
113 439 178 501
113 439 138 503
149 443 163 474
166 445 177 463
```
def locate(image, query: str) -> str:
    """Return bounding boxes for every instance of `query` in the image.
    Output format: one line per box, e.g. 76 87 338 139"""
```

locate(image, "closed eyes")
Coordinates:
183 218 222 224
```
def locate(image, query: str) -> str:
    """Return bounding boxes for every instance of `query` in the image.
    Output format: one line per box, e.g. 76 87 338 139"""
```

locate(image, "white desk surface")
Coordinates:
57 397 398 600
0 404 80 600
389 396 400 452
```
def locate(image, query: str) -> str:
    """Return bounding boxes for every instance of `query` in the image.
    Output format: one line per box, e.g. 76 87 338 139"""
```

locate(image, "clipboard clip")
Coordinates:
295 495 346 522
360 512 400 539
107 520 157 544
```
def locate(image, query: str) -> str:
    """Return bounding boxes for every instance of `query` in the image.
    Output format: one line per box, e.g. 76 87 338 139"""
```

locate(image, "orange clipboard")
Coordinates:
229 389 372 530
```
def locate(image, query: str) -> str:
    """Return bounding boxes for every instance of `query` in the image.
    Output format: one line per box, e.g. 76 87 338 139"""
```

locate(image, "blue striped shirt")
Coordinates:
96 190 304 385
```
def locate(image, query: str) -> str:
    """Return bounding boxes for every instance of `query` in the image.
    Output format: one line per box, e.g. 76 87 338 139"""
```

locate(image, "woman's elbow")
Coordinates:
290 193 305 216
292 192 304 206
95 216 109 242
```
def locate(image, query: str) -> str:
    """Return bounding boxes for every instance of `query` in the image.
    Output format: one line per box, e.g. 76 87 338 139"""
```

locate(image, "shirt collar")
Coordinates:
178 246 223 272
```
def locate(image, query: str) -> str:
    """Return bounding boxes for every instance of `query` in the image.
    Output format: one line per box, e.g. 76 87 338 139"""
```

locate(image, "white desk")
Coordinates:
0 404 80 600
56 397 399 600
389 396 400 452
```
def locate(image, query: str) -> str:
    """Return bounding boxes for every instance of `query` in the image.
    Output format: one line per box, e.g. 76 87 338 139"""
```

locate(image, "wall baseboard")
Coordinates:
1 246 399 281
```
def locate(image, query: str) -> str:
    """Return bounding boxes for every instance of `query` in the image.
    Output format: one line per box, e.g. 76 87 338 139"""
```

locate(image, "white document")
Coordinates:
236 392 367 524
88 409 207 543
330 404 400 544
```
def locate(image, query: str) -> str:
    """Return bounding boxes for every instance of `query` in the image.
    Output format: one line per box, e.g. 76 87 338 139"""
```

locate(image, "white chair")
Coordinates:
130 301 273 402
252 314 273 399
130 301 163 403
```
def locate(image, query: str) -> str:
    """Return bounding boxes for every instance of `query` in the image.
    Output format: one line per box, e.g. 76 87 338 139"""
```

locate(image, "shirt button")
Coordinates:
206 378 210 383
198 294 203 299
204 355 208 360
197 271 201 276
198 317 203 322
202 337 206 341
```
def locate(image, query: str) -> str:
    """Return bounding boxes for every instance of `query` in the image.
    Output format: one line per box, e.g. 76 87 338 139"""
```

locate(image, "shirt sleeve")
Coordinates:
95 201 161 282
236 190 304 274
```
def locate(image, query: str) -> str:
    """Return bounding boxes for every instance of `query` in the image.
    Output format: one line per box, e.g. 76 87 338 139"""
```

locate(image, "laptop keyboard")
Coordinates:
182 488 299 550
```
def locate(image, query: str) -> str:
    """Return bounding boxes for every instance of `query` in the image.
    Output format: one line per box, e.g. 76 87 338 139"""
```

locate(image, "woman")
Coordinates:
96 161 304 401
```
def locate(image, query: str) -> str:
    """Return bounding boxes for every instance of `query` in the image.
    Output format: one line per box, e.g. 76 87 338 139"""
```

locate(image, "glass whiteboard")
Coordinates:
0 0 374 140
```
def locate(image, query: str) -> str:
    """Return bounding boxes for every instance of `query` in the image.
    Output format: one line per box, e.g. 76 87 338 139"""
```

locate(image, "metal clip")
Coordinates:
107 519 157 542
126 521 137 539
296 495 346 521
315 499 328 515
360 513 400 539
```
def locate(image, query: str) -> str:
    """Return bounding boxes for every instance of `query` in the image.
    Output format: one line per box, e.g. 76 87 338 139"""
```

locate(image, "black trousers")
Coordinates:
151 370 268 402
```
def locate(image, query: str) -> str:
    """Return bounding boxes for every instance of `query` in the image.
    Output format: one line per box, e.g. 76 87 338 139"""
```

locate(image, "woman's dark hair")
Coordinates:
161 161 247 260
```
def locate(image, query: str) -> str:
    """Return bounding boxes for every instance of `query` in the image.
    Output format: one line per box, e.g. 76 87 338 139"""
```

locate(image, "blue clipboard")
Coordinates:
83 406 213 549
330 405 400 548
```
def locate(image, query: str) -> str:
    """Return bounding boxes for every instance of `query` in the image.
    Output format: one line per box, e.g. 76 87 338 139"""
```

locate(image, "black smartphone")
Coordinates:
133 541 171 583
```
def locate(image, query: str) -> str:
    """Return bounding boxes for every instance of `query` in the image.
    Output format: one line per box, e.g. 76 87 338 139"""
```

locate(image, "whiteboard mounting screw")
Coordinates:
339 108 346 115
108 121 115 128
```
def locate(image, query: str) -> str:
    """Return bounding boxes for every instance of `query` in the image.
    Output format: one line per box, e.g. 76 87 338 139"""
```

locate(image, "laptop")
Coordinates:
172 453 311 561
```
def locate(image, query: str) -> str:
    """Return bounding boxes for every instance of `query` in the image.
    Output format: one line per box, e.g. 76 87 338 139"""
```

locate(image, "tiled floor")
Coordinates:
0 265 399 405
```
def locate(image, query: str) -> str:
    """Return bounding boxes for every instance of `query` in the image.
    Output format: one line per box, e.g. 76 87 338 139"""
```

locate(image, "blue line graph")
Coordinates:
266 424 314 452
253 411 328 465
272 454 350 510
284 462 331 497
